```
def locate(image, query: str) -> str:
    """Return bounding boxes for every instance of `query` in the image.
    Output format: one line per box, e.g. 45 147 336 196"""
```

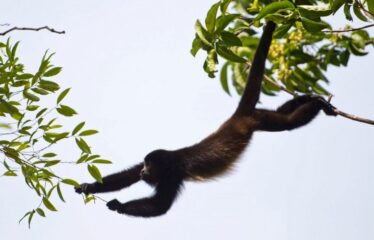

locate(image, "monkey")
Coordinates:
75 21 337 217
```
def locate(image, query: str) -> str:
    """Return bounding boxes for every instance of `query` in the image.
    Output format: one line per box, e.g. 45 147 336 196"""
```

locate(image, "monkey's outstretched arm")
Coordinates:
75 163 144 194
106 178 182 217
235 21 276 116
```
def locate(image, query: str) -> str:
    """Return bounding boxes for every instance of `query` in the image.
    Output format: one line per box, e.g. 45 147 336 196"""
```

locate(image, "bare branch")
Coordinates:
323 23 374 33
0 26 65 36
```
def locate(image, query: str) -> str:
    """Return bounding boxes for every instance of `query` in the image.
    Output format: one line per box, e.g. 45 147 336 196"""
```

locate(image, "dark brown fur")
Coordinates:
75 21 336 217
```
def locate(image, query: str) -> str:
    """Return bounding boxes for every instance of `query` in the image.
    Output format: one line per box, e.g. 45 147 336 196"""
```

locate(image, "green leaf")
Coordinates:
32 88 49 95
27 210 35 228
339 50 350 66
79 130 99 136
75 138 91 153
36 108 48 118
61 178 80 187
87 164 103 183
349 41 368 56
353 2 368 21
215 14 240 33
57 88 70 104
368 1 374 14
72 122 85 135
26 105 39 111
221 31 242 46
19 211 32 224
190 36 201 56
92 159 112 164
216 45 247 63
84 195 96 204
39 80 60 92
300 17 330 32
16 73 34 80
205 2 220 33
36 208 46 217
4 170 17 176
331 0 345 14
203 49 218 78
44 67 62 77
23 90 40 102
42 152 57 158
344 4 353 21
44 160 61 167
220 0 232 14
273 22 293 38
255 1 295 21
56 105 77 117
298 5 332 18
195 20 213 47
220 62 230 95
77 154 89 163
57 183 65 202
42 197 57 211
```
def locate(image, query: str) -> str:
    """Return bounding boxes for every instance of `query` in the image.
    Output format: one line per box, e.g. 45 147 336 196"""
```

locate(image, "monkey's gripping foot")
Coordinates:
311 95 337 116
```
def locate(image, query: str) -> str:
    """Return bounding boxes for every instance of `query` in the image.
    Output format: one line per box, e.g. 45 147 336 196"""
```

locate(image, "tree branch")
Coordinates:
246 62 374 126
355 0 374 18
323 23 374 33
0 26 65 36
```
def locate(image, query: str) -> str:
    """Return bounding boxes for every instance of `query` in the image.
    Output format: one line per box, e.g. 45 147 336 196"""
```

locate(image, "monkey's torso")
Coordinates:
181 115 257 181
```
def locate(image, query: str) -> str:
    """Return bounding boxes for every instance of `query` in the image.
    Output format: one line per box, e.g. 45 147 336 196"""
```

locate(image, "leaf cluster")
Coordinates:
0 39 110 227
192 0 374 96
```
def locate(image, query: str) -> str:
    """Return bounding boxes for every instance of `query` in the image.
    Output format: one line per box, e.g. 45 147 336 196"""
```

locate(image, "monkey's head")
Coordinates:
140 149 170 185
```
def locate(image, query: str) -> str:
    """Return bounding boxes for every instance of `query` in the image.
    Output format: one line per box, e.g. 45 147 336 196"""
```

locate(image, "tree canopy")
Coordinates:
191 0 373 97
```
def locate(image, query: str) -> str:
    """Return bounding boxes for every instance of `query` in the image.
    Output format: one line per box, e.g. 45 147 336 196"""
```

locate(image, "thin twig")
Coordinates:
0 26 65 36
0 149 108 203
355 0 374 18
323 23 374 33
246 62 374 125
334 109 374 125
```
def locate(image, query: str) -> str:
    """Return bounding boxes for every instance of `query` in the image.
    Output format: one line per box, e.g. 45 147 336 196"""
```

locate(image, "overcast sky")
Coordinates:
1 1 373 240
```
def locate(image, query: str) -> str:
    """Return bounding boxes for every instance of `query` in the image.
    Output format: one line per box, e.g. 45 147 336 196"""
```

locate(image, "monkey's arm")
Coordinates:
235 21 276 116
106 178 182 217
254 96 336 131
75 163 144 194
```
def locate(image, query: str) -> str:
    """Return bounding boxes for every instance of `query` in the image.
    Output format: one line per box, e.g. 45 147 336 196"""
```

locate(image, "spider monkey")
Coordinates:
75 21 336 217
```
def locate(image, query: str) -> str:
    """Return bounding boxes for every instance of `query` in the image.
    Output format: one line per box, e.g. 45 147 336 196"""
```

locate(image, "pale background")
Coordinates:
1 1 373 240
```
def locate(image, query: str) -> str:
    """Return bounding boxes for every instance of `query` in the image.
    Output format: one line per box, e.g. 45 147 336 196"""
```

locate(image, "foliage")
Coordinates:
0 39 110 227
191 0 374 96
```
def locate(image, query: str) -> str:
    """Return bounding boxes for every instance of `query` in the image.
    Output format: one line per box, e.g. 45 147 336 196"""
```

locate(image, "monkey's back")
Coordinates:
181 116 255 181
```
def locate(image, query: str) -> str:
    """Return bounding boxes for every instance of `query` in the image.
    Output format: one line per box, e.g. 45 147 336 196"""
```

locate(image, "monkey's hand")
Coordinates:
311 95 337 116
107 199 122 211
75 183 96 195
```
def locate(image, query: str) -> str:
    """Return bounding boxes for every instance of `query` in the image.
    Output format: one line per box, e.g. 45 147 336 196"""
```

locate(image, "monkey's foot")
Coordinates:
311 95 337 116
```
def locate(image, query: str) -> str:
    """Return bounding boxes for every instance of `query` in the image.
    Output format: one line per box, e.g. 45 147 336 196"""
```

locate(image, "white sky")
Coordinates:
1 1 373 240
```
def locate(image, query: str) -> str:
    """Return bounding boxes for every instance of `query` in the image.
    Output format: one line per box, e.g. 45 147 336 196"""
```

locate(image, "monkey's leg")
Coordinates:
75 163 143 194
276 95 316 114
254 98 335 132
107 178 182 217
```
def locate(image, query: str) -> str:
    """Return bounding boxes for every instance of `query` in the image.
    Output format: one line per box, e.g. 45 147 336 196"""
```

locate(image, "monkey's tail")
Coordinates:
235 21 276 116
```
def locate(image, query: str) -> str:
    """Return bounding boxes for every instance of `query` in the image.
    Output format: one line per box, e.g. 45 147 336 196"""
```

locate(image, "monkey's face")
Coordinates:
140 149 167 185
